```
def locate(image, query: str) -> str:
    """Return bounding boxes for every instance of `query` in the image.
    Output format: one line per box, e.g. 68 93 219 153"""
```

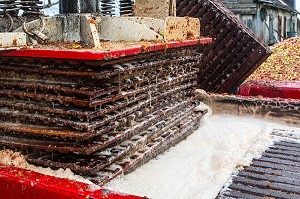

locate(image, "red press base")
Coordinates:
0 165 143 199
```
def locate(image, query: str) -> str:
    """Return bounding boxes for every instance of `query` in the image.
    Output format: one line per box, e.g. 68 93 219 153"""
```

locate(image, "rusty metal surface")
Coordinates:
0 47 201 141
176 0 272 93
21 101 204 185
25 100 201 174
0 75 196 131
218 129 300 198
88 106 204 185
0 44 207 185
0 48 199 85
0 97 197 155
0 0 43 33
0 71 197 109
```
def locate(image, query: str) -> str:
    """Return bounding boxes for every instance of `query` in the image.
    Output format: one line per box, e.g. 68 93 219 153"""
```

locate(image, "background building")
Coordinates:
221 0 299 45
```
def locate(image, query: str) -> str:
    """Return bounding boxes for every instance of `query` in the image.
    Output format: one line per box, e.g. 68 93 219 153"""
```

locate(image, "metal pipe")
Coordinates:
59 0 98 13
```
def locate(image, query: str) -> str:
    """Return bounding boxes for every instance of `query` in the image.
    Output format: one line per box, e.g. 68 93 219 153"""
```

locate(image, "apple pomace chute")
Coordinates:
248 37 300 81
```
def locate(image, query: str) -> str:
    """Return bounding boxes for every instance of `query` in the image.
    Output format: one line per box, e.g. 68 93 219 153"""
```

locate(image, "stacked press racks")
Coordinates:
0 45 206 185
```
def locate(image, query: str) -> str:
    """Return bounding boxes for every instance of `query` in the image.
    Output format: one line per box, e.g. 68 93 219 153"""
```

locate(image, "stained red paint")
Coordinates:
0 38 212 61
238 80 300 100
0 165 144 199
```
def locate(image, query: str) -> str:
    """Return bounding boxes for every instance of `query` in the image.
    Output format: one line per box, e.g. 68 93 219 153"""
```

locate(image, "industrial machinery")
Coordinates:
0 0 211 187
1 0 298 198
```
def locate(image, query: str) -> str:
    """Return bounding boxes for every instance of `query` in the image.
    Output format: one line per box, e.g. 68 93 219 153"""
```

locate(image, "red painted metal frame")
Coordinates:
0 164 144 199
0 38 212 61
0 38 212 199
238 80 300 100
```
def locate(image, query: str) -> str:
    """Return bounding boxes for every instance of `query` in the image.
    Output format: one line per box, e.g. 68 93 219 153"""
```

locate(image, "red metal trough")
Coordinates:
0 164 144 199
238 80 300 100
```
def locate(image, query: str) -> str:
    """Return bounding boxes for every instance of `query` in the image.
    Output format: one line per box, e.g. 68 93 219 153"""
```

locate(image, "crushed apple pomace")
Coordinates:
248 37 300 81
0 150 93 184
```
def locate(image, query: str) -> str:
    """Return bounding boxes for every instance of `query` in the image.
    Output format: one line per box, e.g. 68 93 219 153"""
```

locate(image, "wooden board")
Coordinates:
165 17 200 41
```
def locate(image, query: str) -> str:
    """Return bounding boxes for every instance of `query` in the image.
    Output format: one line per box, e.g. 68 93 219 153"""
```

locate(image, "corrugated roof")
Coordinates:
274 0 295 10
260 0 297 12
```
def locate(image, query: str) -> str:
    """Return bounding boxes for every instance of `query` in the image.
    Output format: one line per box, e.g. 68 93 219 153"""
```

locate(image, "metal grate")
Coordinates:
25 100 202 174
176 0 272 93
218 129 300 198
